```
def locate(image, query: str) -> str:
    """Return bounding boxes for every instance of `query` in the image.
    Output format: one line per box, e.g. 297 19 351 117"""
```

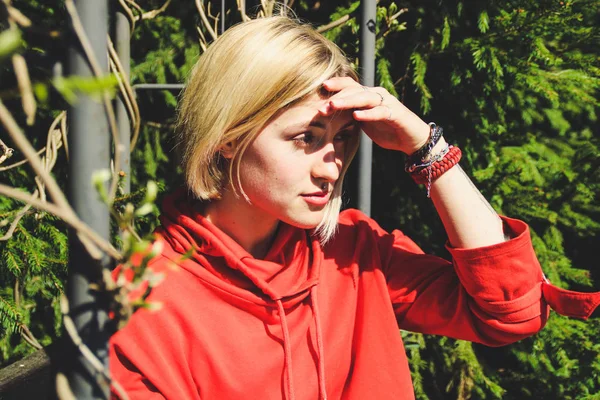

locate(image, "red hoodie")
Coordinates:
109 190 600 399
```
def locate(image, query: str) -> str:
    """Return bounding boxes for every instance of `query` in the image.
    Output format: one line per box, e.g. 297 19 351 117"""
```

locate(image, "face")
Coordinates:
233 92 357 230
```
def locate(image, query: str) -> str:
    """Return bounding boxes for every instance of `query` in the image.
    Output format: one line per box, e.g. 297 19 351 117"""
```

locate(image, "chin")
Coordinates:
282 212 324 230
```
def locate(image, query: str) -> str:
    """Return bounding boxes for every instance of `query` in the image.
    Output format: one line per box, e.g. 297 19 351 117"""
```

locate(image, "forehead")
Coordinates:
273 92 355 130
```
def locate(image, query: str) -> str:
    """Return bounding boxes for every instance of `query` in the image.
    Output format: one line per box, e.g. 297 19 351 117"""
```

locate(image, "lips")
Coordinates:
301 191 330 206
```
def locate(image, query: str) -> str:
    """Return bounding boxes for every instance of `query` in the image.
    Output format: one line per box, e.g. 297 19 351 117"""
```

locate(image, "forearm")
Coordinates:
427 139 506 249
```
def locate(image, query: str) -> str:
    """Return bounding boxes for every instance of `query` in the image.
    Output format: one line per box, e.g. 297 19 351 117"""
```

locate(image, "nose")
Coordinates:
312 142 342 183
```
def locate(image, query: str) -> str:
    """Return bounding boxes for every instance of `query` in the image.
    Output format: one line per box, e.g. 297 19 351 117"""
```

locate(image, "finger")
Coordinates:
329 91 385 111
322 76 362 92
317 86 371 115
353 106 393 122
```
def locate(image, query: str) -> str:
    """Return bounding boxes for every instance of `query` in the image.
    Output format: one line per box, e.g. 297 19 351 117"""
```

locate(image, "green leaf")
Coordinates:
0 29 22 60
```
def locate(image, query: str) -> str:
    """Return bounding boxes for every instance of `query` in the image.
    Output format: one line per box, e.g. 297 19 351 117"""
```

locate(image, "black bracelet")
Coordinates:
404 123 444 172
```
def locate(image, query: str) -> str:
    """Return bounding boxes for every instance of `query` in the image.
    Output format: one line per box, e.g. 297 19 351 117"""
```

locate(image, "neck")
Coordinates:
203 189 279 259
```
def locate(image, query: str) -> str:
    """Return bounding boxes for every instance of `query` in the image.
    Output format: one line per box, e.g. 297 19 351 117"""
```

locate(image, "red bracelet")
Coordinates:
411 146 462 185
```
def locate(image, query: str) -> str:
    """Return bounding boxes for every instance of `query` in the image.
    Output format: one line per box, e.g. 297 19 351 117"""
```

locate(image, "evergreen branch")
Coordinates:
0 184 121 260
0 189 37 241
0 295 22 335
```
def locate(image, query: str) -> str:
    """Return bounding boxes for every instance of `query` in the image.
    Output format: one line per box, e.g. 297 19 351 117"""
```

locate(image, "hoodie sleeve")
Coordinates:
379 216 551 346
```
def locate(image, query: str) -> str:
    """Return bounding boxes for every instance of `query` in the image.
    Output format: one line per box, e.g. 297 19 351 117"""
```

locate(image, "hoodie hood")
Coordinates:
155 188 323 304
154 188 328 400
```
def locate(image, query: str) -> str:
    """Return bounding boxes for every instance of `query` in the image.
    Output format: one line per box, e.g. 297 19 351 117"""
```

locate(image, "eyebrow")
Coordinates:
309 120 357 131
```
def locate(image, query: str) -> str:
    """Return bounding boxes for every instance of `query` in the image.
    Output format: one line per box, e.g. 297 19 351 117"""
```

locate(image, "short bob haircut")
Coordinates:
177 16 360 243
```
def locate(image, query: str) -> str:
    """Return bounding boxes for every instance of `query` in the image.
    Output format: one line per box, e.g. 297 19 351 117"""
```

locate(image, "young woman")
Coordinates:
109 16 599 400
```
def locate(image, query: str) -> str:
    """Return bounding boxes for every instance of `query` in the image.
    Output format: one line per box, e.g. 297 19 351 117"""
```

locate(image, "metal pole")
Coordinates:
358 0 376 216
221 0 225 34
65 0 111 398
132 83 184 91
115 5 131 194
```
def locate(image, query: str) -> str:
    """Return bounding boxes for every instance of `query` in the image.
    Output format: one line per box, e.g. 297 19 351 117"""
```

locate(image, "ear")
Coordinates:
219 141 236 159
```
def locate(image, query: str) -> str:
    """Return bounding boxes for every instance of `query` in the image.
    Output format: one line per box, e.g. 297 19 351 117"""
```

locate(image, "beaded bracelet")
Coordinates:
410 145 462 197
404 122 444 172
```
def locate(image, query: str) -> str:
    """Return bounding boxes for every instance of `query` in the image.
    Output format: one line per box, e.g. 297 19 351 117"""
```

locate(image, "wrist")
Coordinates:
426 137 448 160
405 122 431 156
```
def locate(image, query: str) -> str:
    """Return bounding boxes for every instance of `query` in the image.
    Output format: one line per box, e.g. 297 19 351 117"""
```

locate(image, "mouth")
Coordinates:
301 191 330 206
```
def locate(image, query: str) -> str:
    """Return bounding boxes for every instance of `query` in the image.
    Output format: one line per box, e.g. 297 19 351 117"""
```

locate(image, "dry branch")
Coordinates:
11 54 36 126
0 139 14 165
140 0 172 20
195 0 218 41
107 36 141 151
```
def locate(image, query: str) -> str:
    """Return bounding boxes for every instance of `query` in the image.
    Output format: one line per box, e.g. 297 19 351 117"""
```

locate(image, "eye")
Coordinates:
292 132 316 147
334 130 354 143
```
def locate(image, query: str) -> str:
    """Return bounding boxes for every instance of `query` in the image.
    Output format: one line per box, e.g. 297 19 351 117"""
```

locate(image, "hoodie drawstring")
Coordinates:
310 286 328 400
276 287 327 400
277 299 296 400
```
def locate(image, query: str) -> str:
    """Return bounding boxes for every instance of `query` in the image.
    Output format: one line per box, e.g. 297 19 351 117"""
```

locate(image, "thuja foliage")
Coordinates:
329 0 600 398
0 0 598 399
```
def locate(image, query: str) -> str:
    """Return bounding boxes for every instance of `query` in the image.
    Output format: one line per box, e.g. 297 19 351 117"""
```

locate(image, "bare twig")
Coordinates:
380 8 409 38
107 36 141 151
64 0 121 203
195 0 218 41
123 0 144 17
0 113 65 172
389 8 408 21
2 0 32 27
117 0 137 34
0 138 14 165
19 324 43 350
237 0 250 22
140 0 172 20
0 99 73 216
60 111 69 161
56 372 77 400
196 26 208 52
12 54 36 125
316 14 351 33
0 148 44 171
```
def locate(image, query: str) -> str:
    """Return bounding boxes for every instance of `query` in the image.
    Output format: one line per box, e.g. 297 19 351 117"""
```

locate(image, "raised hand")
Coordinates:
319 77 432 155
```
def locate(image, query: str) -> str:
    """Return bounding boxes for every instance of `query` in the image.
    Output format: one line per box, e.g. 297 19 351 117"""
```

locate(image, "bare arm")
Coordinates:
428 138 506 248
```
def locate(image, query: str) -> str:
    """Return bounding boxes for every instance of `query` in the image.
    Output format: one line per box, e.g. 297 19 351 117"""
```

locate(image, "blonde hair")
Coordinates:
177 16 359 243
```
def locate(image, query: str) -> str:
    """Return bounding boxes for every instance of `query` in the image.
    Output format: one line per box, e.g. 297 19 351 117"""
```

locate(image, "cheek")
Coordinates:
239 151 299 197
